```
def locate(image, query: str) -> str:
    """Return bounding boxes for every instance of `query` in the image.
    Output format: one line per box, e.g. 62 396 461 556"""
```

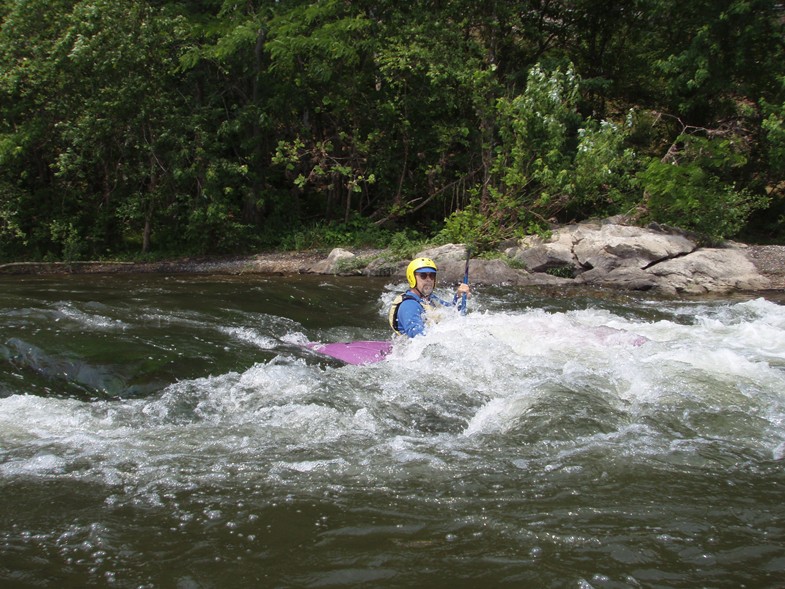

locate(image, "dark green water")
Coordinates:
1 274 784 588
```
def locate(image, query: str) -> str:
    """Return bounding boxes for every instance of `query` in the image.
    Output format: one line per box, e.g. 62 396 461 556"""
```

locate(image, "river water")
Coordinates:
1 273 784 588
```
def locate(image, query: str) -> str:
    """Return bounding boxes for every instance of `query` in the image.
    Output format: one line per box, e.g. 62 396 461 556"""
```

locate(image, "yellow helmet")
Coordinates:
406 257 437 288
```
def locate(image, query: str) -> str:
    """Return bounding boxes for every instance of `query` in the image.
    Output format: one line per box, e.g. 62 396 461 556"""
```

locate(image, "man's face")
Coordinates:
415 271 436 296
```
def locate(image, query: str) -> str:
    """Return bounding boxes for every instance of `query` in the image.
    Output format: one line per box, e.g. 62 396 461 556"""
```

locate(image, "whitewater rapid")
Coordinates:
1 276 783 587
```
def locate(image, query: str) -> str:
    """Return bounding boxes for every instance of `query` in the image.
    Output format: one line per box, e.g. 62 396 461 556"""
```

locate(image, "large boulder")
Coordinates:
506 223 696 276
571 223 696 272
646 248 771 294
508 231 576 272
576 265 662 291
307 248 357 274
503 222 772 294
411 244 469 283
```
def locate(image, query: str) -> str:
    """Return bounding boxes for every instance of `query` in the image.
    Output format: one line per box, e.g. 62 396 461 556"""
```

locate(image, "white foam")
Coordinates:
219 326 278 349
2 298 785 496
55 302 129 331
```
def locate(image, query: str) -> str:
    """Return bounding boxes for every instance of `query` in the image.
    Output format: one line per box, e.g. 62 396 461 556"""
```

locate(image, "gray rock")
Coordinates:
572 224 696 272
510 231 576 272
308 248 357 274
304 222 775 295
386 244 468 283
364 256 402 277
577 265 663 291
415 243 469 264
445 258 522 285
647 248 772 294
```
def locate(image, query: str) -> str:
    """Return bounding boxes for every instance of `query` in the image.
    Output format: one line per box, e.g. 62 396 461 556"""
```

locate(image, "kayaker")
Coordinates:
388 257 470 338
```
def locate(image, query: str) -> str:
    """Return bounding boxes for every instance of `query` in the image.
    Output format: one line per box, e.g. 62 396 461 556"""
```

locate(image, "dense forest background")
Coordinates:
2 0 785 262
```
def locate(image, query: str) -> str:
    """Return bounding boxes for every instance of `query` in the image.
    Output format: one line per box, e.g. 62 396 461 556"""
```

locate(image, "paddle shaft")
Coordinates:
461 248 470 315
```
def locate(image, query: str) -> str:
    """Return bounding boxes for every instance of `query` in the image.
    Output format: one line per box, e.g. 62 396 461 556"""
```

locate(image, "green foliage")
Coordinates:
385 229 431 260
272 137 376 198
761 79 785 180
0 181 27 261
637 134 770 240
545 265 576 279
0 0 784 262
279 216 392 251
647 0 784 121
332 254 374 274
436 206 487 247
505 256 527 270
494 63 582 206
48 219 84 262
570 114 641 218
184 203 254 255
489 63 643 239
435 201 526 252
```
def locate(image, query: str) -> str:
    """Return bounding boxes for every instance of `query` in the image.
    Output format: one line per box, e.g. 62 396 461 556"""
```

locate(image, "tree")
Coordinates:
641 0 784 122
637 122 770 241
0 0 74 258
1 0 784 261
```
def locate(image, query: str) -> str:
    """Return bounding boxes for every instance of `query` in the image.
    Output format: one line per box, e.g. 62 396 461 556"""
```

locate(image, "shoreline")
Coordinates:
2 243 784 296
0 251 326 277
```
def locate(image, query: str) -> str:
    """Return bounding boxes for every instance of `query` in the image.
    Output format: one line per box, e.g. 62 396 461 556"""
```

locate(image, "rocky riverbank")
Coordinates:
308 221 785 296
2 221 784 296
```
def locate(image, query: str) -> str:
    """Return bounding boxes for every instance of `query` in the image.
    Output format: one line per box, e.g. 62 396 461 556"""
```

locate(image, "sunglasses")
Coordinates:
415 272 436 281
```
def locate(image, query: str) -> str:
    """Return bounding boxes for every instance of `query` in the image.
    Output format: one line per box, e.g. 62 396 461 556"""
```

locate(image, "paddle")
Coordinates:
461 247 471 316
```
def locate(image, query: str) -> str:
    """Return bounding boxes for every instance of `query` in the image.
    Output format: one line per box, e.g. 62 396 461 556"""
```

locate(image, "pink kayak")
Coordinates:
305 340 393 365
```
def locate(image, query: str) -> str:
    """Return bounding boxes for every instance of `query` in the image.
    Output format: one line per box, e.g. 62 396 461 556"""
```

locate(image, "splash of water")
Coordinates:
2 277 784 587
